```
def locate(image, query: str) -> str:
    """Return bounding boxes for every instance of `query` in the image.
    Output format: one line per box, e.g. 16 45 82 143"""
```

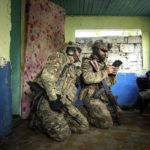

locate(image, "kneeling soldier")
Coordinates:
80 40 122 129
28 42 89 141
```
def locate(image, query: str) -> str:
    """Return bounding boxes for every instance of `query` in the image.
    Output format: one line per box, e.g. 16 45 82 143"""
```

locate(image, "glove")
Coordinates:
49 94 64 113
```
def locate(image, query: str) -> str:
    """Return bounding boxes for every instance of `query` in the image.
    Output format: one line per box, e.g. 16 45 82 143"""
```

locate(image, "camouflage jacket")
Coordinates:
34 52 80 104
81 56 117 102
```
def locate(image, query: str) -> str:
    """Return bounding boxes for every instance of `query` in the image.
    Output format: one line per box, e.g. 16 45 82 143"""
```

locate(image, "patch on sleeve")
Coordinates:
82 58 91 69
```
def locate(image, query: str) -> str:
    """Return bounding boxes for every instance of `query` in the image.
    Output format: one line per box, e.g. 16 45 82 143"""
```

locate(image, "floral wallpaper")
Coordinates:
22 0 65 118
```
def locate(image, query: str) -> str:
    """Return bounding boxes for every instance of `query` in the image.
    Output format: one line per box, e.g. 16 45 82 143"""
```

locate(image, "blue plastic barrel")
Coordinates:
0 62 12 138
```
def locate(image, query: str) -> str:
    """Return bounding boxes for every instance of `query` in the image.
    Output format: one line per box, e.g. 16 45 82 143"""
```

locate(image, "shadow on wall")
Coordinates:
75 73 139 106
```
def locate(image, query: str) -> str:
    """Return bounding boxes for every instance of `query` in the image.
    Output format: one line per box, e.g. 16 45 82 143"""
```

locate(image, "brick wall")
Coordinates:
76 36 142 70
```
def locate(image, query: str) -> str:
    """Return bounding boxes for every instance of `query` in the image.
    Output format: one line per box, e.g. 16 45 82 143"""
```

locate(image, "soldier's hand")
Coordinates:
112 67 118 75
106 65 115 75
49 94 64 113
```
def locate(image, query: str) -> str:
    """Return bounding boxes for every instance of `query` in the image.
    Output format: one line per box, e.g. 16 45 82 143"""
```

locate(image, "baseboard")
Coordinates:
120 104 137 110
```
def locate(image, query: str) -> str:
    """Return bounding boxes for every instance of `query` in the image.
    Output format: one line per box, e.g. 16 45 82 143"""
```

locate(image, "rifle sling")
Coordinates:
56 64 71 86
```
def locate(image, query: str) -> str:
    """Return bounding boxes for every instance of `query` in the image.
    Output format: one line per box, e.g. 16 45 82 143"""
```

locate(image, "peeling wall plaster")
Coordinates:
0 57 7 67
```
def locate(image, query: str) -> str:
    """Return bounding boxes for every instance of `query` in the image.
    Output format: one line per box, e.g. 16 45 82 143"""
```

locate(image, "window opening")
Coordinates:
76 29 143 70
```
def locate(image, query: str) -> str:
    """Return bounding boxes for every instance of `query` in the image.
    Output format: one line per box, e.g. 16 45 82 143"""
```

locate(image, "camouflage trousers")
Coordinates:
83 96 122 129
29 98 89 142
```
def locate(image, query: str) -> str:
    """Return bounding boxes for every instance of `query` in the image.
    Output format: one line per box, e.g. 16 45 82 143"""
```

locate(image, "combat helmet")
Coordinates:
59 41 82 62
92 40 112 55
65 41 82 56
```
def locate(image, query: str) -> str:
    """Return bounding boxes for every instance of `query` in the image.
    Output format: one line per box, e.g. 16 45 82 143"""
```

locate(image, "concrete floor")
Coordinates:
0 110 150 150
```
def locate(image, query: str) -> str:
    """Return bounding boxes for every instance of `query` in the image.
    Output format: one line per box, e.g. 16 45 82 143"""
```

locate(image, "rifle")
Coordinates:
27 81 48 111
94 60 122 99
27 81 82 125
93 60 122 125
94 79 120 125
90 59 122 125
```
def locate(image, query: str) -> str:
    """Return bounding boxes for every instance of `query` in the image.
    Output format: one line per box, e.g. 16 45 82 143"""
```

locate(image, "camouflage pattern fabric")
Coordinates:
81 56 122 129
29 51 89 141
30 98 71 142
92 40 111 51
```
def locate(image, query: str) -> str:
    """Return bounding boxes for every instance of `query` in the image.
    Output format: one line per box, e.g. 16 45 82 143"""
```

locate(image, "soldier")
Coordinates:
28 41 89 141
80 40 122 129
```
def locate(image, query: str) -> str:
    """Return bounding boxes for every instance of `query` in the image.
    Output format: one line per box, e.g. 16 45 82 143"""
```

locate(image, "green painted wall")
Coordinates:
65 16 150 70
0 0 11 61
10 0 21 115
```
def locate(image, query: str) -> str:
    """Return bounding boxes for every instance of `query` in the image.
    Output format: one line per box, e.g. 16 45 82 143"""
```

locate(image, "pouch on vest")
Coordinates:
79 88 88 100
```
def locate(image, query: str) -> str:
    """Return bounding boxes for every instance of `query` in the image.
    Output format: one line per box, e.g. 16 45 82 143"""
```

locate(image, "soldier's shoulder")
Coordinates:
82 57 91 62
47 52 60 59
82 57 91 69
47 52 65 63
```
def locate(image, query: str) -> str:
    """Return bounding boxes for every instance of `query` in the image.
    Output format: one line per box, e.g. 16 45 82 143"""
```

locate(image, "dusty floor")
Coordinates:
0 110 150 150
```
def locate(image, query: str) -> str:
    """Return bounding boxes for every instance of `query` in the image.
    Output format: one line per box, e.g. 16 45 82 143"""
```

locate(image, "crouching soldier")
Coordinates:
80 40 122 129
28 41 89 141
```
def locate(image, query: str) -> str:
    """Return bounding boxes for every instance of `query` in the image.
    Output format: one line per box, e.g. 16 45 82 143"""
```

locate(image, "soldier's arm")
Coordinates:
41 53 63 101
106 75 117 87
75 66 82 77
82 58 108 84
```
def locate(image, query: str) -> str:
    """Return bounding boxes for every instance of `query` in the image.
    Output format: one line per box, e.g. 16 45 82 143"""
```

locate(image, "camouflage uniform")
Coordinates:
29 44 89 141
80 41 122 129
